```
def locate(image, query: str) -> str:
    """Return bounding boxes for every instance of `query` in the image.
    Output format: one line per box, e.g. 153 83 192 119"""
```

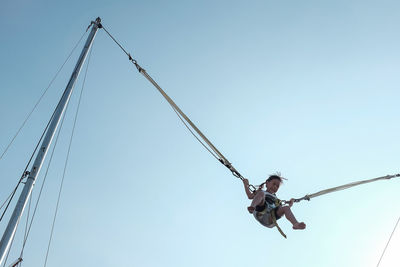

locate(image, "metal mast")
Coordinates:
0 17 102 265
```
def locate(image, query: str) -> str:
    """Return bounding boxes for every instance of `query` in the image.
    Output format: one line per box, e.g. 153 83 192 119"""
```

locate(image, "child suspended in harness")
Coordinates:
243 174 306 235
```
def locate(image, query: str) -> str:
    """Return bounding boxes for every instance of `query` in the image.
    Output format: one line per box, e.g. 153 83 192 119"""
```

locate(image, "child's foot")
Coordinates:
293 222 306 230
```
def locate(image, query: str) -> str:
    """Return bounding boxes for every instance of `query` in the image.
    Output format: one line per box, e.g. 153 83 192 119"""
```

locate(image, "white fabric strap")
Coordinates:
293 174 400 203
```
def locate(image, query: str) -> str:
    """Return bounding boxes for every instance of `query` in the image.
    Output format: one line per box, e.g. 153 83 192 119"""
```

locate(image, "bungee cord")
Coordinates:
286 173 400 204
100 24 399 206
100 23 399 241
101 24 257 193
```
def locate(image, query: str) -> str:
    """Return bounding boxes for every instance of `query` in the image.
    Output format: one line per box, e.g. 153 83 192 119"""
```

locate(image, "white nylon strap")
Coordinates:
139 68 230 164
292 174 400 203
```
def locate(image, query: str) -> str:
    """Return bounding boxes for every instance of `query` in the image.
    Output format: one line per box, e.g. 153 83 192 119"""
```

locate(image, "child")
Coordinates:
243 175 306 230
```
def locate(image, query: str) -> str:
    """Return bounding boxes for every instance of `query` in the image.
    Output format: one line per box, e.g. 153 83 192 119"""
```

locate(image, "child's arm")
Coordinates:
248 190 264 213
242 178 255 199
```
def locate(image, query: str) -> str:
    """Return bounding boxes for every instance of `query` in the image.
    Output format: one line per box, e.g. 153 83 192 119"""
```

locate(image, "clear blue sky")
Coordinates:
1 1 399 266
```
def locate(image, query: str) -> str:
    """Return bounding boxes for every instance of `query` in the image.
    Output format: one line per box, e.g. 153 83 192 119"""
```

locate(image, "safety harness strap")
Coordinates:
271 210 286 239
257 197 286 238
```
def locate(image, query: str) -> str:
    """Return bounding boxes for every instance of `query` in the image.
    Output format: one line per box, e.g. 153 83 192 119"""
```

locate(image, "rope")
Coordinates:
43 90 70 267
0 192 13 213
0 100 66 262
0 29 88 162
9 258 22 267
10 257 23 267
287 174 400 204
20 189 32 263
1 22 94 265
44 41 93 267
101 25 256 193
19 103 66 257
0 100 57 223
170 104 220 161
0 30 89 223
376 216 400 267
1 211 23 267
16 42 92 266
100 25 399 205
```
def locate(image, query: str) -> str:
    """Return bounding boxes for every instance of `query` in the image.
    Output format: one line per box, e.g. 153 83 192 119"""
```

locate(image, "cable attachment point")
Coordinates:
96 18 103 29
219 158 242 178
134 61 144 73
87 17 102 31
294 195 310 203
94 17 102 28
18 170 31 186
232 170 241 178
126 54 143 72
218 158 230 166
248 184 257 192
19 171 31 184
219 158 231 169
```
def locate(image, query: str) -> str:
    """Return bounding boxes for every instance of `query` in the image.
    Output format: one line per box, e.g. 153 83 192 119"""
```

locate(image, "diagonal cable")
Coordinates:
0 30 88 161
0 30 89 223
19 105 67 256
44 41 94 267
376 216 400 267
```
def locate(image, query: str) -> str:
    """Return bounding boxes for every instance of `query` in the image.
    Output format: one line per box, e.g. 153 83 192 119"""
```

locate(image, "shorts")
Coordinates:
254 207 282 228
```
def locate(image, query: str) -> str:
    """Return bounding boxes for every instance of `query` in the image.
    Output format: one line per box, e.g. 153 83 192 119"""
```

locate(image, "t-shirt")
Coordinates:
255 191 278 212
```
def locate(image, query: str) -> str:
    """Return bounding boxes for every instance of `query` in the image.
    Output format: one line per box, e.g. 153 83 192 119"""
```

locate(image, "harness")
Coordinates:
255 192 287 238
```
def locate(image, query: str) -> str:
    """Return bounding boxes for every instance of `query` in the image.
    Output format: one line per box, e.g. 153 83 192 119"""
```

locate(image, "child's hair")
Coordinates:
267 175 283 183
257 173 285 190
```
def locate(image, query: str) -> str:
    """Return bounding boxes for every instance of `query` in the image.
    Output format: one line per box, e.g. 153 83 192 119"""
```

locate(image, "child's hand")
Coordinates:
243 178 249 185
289 198 295 207
247 206 255 214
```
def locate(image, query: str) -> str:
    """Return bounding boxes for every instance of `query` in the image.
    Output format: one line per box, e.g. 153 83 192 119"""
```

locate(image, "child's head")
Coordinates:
259 174 284 194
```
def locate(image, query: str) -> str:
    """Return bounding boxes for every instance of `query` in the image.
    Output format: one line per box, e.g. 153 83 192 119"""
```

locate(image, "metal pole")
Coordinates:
0 17 102 265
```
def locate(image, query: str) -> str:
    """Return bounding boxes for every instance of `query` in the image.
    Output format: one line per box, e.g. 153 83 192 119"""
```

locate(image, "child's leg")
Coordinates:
276 206 306 230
